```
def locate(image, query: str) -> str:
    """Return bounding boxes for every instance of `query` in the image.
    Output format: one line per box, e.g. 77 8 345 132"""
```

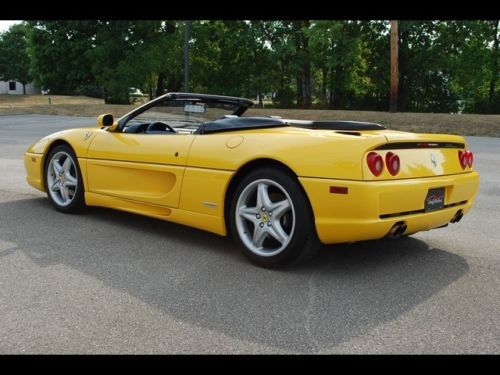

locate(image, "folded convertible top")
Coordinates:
197 116 386 134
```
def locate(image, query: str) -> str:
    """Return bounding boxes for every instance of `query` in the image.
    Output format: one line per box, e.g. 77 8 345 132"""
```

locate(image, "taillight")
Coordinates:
458 150 473 169
386 152 400 176
467 150 473 167
367 152 384 176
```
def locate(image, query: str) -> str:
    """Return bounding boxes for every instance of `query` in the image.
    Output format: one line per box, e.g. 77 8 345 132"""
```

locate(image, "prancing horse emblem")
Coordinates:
430 153 437 167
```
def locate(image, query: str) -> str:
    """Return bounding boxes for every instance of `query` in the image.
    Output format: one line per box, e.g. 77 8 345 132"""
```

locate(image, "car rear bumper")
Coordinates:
299 171 479 244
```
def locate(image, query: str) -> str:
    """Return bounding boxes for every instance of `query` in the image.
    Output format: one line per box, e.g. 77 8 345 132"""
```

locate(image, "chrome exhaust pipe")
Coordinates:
388 221 407 239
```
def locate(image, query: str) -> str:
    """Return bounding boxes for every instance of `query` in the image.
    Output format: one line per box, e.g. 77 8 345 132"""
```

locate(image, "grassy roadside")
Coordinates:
1 95 499 137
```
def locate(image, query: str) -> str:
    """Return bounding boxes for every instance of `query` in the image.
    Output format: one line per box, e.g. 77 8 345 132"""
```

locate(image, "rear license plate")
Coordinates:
425 187 445 212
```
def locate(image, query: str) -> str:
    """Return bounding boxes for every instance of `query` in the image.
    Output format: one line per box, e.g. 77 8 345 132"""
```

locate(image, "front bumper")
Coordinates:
299 171 479 244
24 152 45 192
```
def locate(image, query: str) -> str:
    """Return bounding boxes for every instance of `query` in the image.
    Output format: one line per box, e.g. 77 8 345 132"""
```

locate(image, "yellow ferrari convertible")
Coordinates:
24 92 479 267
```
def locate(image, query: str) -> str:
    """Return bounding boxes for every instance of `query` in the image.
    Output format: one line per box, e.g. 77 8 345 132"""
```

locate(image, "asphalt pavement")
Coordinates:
0 114 498 354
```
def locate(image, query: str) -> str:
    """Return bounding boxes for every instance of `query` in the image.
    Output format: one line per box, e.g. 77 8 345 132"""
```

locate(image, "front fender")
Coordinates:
24 127 99 192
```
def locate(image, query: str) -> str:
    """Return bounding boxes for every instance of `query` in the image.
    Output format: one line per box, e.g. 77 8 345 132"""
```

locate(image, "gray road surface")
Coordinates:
0 114 498 354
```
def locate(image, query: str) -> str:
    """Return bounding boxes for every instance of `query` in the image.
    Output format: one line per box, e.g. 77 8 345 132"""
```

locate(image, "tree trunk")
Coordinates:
155 72 165 97
321 67 328 106
169 73 183 92
390 20 399 112
489 20 499 106
292 20 312 109
398 22 409 112
279 59 285 105
302 65 312 108
328 66 335 109
23 83 26 95
301 22 312 108
333 83 344 108
296 76 303 107
149 74 154 100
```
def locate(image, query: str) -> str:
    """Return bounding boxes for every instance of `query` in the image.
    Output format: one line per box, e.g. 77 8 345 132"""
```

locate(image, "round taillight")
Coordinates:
466 150 473 168
458 150 468 169
386 152 400 176
367 152 384 176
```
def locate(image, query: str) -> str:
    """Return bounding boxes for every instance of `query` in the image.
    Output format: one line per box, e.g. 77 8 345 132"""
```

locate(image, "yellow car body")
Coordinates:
24 93 479 258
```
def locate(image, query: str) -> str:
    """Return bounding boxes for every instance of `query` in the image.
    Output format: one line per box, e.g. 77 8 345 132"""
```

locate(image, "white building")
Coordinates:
0 80 41 95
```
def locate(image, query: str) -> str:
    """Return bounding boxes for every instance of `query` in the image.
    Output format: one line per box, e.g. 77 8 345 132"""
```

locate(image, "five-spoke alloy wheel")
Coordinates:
229 168 320 268
44 145 86 213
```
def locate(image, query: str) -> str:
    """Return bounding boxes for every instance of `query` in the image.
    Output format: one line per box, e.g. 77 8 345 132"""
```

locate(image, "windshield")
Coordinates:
124 98 242 132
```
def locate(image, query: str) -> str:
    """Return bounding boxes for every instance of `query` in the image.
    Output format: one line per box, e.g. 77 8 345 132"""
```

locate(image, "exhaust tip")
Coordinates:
388 221 407 239
450 210 464 224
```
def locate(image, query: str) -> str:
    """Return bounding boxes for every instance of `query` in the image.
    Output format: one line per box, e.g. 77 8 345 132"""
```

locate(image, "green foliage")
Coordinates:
0 20 497 113
25 21 98 94
0 23 33 91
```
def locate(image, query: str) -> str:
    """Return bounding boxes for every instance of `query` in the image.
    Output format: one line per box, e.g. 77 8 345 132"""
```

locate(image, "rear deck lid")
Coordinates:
362 130 470 180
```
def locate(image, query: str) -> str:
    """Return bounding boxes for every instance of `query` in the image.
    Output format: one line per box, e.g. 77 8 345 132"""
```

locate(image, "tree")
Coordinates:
434 20 499 113
3 19 495 114
489 20 499 111
398 21 459 113
308 21 368 109
357 20 391 110
26 21 98 95
0 23 33 94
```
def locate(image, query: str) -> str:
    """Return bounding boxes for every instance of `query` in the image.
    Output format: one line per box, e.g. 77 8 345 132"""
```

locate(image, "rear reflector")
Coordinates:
330 186 348 194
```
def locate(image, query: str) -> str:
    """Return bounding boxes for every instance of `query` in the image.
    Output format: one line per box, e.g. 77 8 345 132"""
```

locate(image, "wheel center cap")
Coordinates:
261 212 270 223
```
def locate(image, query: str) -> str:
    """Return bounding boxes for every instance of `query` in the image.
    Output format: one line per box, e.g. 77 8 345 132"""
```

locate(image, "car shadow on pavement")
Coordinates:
0 197 470 353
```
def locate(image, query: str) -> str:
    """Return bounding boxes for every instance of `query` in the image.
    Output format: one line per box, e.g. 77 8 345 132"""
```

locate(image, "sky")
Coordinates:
0 20 22 32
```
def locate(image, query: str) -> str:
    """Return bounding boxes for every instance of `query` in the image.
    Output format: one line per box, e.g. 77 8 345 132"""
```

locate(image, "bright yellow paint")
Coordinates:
24 152 44 191
300 171 479 243
86 158 185 207
24 124 480 244
178 167 234 217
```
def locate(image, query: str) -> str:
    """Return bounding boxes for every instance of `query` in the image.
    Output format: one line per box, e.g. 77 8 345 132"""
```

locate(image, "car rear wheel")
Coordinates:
229 168 321 268
44 145 86 213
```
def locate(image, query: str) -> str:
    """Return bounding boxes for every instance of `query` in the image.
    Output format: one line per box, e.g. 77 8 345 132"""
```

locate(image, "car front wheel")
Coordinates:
44 144 86 213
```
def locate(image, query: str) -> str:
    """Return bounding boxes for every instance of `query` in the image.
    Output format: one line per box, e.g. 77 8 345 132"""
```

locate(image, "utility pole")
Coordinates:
184 20 191 93
390 20 399 113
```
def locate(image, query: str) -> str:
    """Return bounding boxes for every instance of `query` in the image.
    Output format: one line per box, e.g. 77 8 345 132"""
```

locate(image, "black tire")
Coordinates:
44 144 86 213
228 167 321 268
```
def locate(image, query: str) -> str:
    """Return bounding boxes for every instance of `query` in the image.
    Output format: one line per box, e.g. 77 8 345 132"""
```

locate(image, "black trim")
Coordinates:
376 142 465 150
335 131 362 136
289 120 386 131
197 116 288 134
197 118 387 135
379 200 468 219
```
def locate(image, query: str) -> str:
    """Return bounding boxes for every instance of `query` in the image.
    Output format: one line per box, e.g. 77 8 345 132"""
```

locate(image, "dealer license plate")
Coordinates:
425 187 445 212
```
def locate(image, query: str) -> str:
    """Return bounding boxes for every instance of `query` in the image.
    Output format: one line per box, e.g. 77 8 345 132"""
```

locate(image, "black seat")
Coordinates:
123 123 149 133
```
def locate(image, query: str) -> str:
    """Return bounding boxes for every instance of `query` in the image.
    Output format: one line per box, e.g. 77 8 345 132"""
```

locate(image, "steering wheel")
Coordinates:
145 121 176 133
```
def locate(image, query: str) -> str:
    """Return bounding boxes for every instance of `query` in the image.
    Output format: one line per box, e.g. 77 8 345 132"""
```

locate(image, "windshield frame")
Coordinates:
116 92 254 133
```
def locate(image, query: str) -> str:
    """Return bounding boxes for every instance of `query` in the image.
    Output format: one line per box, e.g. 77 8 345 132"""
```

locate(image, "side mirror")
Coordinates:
97 114 114 127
